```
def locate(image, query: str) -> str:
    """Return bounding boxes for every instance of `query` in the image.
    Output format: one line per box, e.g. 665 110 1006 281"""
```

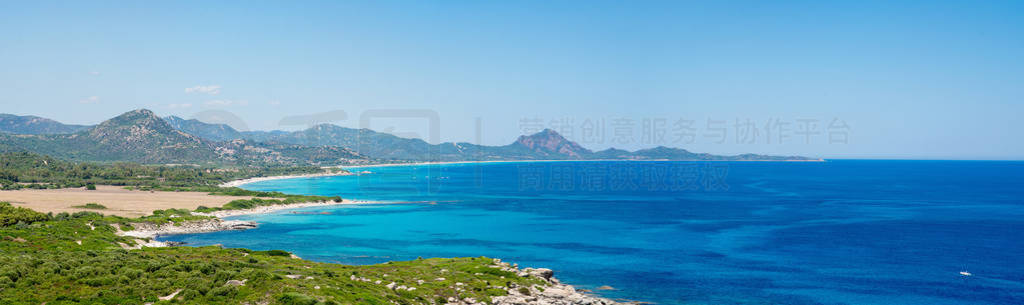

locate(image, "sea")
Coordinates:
160 160 1024 305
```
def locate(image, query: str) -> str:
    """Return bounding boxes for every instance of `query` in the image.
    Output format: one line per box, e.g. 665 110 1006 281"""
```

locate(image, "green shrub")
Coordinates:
72 203 107 210
0 202 50 226
257 250 291 257
208 285 237 297
85 183 96 190
277 292 318 305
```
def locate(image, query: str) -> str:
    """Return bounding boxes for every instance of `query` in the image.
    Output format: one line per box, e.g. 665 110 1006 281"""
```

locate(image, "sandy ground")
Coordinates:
219 171 353 188
0 185 253 217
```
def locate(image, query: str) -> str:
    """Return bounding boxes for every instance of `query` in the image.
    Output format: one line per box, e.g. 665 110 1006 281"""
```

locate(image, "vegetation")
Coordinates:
73 203 107 210
0 202 50 227
0 151 557 304
0 151 326 190
0 205 547 304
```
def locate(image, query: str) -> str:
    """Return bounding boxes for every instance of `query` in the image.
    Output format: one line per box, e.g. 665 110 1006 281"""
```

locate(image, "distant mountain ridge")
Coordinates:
154 114 814 162
0 114 91 134
0 109 816 164
0 109 365 165
163 116 244 142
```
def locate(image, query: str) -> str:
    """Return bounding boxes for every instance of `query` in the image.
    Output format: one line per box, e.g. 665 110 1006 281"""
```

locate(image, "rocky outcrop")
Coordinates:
116 218 258 239
443 259 634 305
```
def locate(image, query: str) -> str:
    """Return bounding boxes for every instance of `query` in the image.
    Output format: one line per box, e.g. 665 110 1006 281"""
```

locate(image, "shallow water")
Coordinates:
162 160 1024 305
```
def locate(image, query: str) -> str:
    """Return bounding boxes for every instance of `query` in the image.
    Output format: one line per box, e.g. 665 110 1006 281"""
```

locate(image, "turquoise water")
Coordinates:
161 160 1024 304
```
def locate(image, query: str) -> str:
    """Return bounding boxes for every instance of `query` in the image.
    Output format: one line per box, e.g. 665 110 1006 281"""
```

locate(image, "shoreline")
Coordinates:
218 171 355 188
118 198 379 239
193 198 378 218
117 209 634 305
222 158 825 188
129 171 641 304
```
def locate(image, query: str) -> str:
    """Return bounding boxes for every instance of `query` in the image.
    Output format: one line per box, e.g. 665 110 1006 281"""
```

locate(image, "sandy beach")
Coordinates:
219 171 355 188
193 198 377 218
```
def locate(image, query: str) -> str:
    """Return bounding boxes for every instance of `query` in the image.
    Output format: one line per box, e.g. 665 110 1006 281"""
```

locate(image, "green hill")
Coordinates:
0 110 366 166
0 113 90 134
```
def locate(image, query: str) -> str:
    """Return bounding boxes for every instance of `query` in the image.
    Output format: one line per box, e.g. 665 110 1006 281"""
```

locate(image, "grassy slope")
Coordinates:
0 208 545 305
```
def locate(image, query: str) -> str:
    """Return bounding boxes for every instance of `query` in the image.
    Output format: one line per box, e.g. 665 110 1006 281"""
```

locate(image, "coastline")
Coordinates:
114 198 636 304
192 198 377 218
129 167 640 305
222 158 826 189
218 171 354 188
118 198 377 239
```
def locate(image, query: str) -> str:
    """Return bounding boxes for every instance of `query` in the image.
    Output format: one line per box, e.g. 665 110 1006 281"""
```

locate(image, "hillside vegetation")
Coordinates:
0 203 547 305
0 110 367 166
0 151 325 190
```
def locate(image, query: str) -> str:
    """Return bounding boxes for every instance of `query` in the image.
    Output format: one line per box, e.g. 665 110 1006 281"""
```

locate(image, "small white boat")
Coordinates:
960 271 972 276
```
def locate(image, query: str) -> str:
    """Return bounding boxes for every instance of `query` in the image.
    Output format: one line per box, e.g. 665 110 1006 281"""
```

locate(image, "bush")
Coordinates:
85 183 96 190
277 292 318 305
72 203 107 210
208 285 238 297
257 250 291 257
0 202 50 226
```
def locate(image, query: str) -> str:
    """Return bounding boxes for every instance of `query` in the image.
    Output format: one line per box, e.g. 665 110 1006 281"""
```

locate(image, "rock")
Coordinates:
117 219 259 240
225 280 246 286
596 285 615 290
158 289 182 301
528 268 554 281
487 261 632 305
385 282 396 290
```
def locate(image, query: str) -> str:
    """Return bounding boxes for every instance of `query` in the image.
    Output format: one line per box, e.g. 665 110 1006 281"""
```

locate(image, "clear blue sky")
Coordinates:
1 1 1022 159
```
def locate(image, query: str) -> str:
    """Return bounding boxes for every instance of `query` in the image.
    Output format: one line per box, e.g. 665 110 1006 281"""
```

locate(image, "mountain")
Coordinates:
163 116 244 142
0 114 90 134
73 109 218 163
0 109 366 165
157 118 816 162
590 148 633 160
0 109 813 164
508 129 592 158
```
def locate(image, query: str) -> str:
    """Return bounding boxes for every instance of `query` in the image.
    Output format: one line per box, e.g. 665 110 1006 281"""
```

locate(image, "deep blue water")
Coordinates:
161 160 1024 305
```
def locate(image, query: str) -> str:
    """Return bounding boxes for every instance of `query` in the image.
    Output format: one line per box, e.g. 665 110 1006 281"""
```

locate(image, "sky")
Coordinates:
1 1 1022 160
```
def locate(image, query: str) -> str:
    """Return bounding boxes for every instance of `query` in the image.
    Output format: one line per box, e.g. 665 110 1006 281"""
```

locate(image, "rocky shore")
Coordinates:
116 218 258 239
449 259 636 305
